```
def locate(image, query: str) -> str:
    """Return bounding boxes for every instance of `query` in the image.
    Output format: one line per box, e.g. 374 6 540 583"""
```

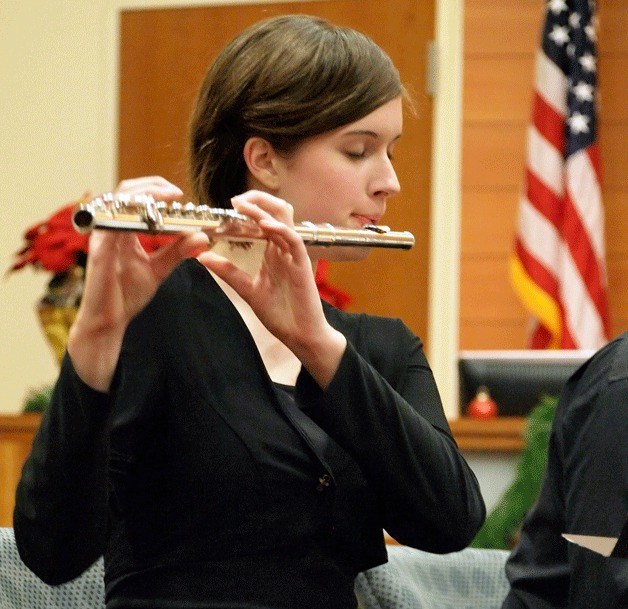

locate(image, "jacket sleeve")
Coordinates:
502 352 628 609
296 317 485 552
500 398 570 609
13 352 111 585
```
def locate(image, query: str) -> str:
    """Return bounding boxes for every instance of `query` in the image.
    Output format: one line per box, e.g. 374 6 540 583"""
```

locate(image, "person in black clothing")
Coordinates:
14 15 485 609
502 331 628 609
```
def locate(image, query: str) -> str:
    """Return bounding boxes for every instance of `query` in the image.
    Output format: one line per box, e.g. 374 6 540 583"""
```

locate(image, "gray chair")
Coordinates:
1 527 509 609
356 544 510 609
0 527 104 609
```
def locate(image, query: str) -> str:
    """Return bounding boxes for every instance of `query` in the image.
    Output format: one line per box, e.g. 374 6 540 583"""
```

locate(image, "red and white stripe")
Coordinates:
511 50 610 349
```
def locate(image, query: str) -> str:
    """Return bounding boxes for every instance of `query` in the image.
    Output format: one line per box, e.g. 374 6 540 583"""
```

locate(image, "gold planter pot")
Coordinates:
36 264 84 365
37 304 78 365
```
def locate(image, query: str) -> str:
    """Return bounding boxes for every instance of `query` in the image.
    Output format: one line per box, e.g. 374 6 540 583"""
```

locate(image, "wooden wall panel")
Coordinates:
462 124 527 188
599 57 628 121
460 320 529 350
459 258 527 321
608 257 628 323
461 191 519 256
600 125 628 188
599 1 628 54
464 0 542 55
119 0 434 343
463 57 535 122
461 0 628 348
605 191 628 254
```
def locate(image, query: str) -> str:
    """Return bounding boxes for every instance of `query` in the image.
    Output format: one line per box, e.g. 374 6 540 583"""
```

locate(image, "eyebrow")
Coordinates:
341 130 402 142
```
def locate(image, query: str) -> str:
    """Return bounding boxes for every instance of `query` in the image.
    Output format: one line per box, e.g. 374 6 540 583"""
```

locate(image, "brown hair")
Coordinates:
189 14 404 208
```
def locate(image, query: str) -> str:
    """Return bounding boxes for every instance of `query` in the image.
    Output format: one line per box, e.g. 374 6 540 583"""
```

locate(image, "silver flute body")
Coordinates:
72 194 415 250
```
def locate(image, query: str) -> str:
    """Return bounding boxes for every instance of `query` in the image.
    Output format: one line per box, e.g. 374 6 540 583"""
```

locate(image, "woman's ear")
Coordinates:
242 137 280 191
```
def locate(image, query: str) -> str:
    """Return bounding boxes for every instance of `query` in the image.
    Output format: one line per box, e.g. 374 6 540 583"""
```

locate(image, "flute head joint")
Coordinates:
364 225 390 234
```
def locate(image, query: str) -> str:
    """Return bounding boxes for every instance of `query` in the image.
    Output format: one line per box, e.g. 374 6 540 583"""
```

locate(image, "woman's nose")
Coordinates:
372 157 401 197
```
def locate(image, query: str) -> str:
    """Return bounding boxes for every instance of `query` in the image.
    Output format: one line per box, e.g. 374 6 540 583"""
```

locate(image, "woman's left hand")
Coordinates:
197 190 346 388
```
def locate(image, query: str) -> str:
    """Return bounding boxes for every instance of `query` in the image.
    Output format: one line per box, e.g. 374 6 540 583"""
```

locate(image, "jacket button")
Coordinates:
316 474 331 492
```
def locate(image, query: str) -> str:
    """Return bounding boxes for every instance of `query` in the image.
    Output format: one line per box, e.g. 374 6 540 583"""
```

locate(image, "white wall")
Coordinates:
0 0 113 413
466 452 518 513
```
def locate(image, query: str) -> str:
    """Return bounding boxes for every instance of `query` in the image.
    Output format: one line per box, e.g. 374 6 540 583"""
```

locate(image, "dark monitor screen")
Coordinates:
458 350 594 417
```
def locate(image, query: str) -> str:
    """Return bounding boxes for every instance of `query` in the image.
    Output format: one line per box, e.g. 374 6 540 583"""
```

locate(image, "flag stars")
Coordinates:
579 53 597 72
572 81 594 102
547 0 568 15
585 24 597 42
568 111 590 134
569 12 581 28
549 25 570 46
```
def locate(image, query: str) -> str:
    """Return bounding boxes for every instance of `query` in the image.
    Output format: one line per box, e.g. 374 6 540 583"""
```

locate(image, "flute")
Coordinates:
72 194 415 250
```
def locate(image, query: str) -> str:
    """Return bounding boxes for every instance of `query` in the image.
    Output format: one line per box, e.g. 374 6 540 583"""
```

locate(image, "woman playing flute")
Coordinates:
14 14 485 609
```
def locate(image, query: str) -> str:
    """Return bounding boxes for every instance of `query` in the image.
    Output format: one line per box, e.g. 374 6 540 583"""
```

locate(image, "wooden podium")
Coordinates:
0 415 41 527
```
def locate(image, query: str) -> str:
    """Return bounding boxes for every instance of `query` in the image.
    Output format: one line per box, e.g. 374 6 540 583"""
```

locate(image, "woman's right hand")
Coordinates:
67 176 209 391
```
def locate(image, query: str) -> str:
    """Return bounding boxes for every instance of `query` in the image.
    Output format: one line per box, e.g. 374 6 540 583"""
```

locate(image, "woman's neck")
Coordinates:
210 269 302 386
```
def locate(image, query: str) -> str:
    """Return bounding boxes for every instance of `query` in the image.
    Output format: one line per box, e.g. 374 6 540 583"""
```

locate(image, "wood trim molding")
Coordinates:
0 414 41 435
427 0 464 419
0 414 526 453
449 416 525 452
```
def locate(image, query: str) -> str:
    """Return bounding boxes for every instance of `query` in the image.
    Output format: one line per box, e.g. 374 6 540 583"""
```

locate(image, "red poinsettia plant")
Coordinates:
10 202 89 275
10 192 351 310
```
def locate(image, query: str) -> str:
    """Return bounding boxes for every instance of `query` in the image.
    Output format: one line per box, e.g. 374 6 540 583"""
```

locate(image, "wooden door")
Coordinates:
119 1 434 341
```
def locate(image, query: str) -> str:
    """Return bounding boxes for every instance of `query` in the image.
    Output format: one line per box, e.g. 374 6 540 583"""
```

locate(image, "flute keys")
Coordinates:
144 198 164 230
196 204 211 219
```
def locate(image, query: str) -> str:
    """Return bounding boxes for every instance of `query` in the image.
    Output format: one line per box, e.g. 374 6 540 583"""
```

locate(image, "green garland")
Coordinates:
22 384 54 413
470 394 559 550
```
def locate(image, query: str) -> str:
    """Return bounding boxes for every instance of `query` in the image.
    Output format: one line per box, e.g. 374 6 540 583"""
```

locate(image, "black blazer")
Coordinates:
15 259 485 594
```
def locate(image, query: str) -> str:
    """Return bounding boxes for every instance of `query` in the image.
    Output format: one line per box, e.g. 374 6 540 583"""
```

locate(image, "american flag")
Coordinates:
510 0 611 349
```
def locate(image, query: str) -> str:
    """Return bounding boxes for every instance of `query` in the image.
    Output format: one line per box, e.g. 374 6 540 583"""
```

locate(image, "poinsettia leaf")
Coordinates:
38 247 78 273
138 233 177 252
